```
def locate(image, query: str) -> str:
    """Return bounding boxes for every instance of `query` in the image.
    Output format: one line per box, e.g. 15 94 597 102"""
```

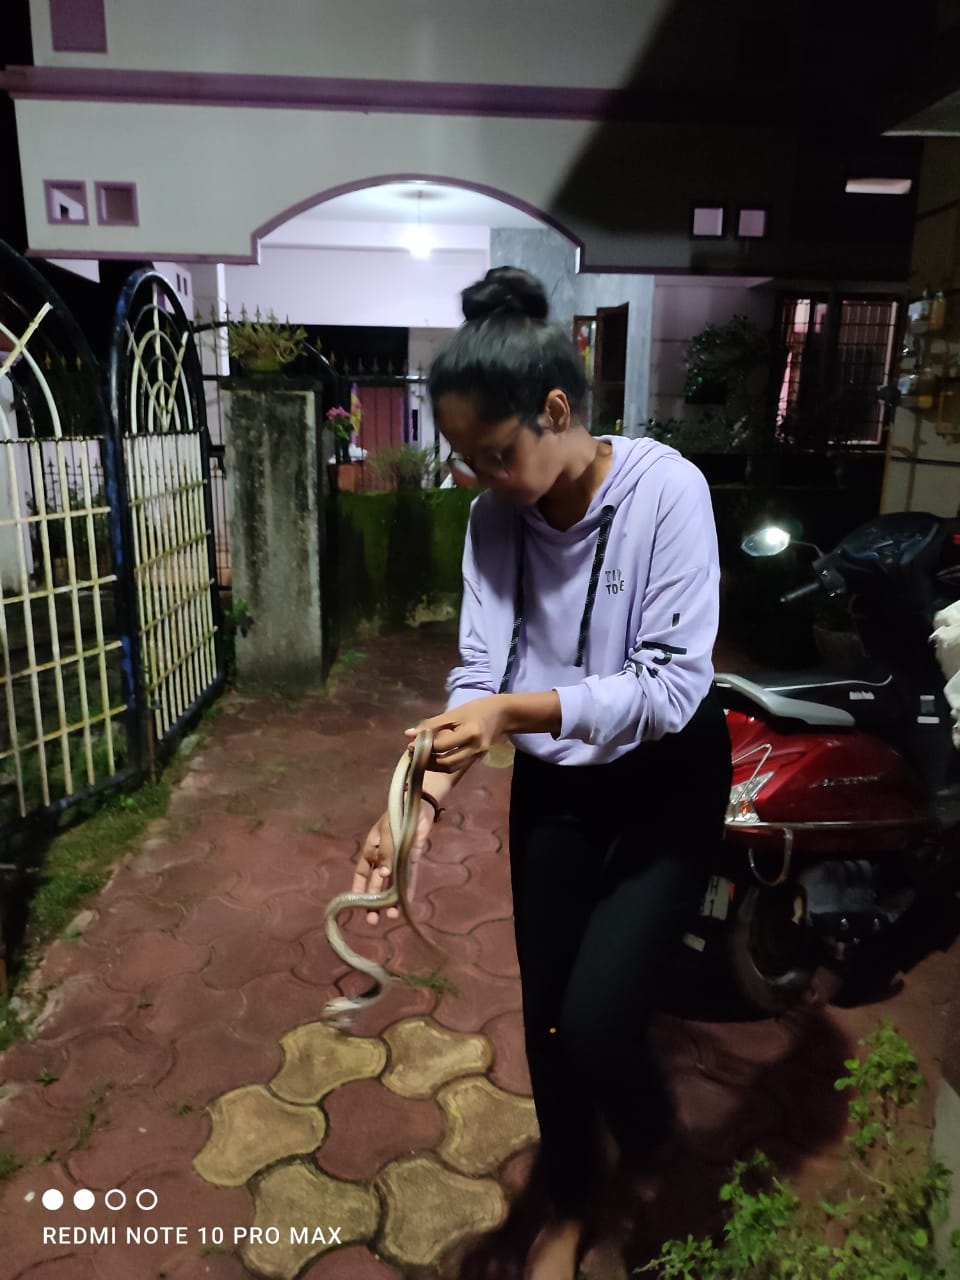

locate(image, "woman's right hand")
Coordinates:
355 802 436 924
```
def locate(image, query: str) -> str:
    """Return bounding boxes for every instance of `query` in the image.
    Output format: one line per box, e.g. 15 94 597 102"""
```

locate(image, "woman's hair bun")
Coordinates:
461 267 549 322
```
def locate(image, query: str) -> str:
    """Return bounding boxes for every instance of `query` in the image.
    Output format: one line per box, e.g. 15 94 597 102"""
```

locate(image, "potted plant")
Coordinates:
225 308 307 375
325 399 364 491
368 444 437 491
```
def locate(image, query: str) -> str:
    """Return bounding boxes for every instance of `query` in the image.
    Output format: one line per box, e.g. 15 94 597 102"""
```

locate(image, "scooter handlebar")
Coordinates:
780 580 822 606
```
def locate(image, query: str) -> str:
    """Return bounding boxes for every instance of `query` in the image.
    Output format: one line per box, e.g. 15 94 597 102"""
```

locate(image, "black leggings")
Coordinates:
508 691 732 1217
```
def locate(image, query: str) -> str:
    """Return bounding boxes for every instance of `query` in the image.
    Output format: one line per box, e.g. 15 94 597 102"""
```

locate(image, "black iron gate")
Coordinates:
108 269 225 770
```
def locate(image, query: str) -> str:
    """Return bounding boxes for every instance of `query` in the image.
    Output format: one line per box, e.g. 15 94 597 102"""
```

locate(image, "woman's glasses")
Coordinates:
446 419 531 481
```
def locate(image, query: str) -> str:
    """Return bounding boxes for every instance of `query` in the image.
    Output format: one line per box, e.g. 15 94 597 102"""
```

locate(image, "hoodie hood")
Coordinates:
446 434 720 765
498 437 685 690
520 434 676 540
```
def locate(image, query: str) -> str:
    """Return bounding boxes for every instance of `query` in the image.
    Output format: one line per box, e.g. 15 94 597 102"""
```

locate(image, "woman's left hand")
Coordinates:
406 696 509 773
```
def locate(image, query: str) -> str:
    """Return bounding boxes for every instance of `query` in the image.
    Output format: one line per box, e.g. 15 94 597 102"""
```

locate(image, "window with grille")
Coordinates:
776 294 899 447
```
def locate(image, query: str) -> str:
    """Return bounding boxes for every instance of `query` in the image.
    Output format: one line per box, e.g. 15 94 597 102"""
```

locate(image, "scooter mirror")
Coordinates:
741 526 792 557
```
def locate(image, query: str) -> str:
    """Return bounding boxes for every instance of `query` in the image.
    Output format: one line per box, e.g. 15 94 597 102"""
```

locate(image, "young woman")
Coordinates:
356 267 732 1280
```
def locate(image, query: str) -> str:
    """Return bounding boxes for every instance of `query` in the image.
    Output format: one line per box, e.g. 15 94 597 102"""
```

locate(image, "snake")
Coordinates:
321 729 441 1025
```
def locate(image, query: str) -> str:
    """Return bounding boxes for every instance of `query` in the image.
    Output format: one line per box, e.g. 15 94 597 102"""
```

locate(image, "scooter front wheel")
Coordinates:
727 883 818 1015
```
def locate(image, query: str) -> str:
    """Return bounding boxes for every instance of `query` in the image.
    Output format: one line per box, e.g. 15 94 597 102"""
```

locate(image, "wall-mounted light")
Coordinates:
844 178 913 195
406 190 434 259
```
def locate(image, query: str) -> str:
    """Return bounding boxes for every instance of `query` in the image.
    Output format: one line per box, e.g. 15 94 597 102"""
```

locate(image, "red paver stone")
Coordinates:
31 976 140 1045
151 858 242 905
471 919 519 980
385 917 480 979
39 1028 173 1112
339 979 438 1038
0 1085 79 1163
85 1167 251 1280
15 1254 100 1279
484 1009 531 1096
1 1039 72 1089
432 969 522 1035
684 1018 795 1088
33 938 118 989
423 825 502 867
499 1144 538 1201
134 835 214 876
757 1057 850 1155
673 1069 784 1167
175 896 261 947
152 1248 253 1279
155 1024 282 1103
93 893 185 940
301 1245 404 1278
316 1077 445 1180
133 974 245 1043
100 932 209 996
201 934 303 990
65 1086 209 1189
0 1162 80 1278
292 927 352 991
256 888 337 943
233 972 328 1042
650 1016 699 1075
422 859 512 937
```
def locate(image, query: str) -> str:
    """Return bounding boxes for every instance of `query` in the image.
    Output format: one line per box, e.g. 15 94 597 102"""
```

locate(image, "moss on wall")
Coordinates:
335 489 475 643
333 476 882 664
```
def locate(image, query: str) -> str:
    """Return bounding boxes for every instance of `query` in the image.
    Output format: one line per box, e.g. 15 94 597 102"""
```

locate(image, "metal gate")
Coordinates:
0 242 133 837
108 270 224 766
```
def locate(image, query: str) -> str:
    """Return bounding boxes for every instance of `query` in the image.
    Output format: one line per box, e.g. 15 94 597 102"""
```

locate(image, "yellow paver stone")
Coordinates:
382 1017 492 1097
436 1075 539 1176
243 1162 378 1279
376 1154 506 1268
271 1020 387 1104
194 1086 326 1186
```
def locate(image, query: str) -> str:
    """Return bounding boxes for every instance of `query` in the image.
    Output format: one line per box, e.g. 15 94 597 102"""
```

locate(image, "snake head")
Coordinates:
321 996 366 1030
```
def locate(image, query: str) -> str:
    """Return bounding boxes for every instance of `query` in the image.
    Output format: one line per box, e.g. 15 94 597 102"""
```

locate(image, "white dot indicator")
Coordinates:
74 1189 95 1211
135 1188 158 1211
41 1189 64 1211
105 1189 126 1211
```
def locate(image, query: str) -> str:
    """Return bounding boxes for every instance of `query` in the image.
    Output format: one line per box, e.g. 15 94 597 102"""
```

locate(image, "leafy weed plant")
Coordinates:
643 1021 960 1279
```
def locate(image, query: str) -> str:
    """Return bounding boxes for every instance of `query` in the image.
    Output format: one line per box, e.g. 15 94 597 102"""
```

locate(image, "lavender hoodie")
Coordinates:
445 436 720 765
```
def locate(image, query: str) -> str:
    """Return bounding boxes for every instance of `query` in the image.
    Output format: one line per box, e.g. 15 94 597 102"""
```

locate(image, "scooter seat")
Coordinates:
715 672 857 727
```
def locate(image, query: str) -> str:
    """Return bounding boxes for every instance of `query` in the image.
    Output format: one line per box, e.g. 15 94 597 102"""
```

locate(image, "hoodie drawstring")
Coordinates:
498 504 616 692
575 505 615 667
498 516 525 694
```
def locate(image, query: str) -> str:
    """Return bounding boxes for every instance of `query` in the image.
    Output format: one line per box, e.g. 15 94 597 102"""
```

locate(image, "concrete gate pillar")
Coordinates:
224 382 325 690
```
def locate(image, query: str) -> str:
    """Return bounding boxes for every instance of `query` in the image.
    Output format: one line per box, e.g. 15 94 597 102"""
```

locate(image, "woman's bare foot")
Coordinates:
578 1236 629 1280
523 1217 583 1280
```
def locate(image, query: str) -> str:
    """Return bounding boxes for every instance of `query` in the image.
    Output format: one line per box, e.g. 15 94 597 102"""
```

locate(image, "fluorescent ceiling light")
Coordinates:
845 178 912 195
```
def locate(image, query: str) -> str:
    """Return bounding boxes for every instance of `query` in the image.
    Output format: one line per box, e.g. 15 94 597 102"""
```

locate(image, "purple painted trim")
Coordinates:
1 64 624 120
49 0 108 53
94 181 139 226
43 179 89 226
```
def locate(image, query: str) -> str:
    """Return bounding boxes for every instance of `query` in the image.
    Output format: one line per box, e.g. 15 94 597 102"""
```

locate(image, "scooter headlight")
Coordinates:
726 771 775 825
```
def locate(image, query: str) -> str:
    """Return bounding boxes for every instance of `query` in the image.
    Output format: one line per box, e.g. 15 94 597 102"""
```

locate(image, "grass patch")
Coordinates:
397 969 459 997
27 782 170 943
0 999 24 1052
66 1085 111 1154
0 1150 23 1181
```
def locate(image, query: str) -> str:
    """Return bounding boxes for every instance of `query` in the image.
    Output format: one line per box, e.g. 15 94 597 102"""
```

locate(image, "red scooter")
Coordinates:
699 512 960 1013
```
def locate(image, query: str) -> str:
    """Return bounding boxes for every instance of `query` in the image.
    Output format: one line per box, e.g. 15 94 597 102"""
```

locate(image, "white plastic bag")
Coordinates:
932 600 960 750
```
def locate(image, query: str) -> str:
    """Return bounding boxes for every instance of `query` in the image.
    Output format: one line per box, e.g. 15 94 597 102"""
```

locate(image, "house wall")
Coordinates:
881 138 960 517
9 2 919 278
223 245 487 329
649 277 776 427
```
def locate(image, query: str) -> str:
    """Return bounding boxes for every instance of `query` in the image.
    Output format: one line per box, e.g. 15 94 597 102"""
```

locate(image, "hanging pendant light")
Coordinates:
407 189 433 259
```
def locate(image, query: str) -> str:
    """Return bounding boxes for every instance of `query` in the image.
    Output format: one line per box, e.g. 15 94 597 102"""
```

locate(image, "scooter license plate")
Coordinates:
699 874 732 921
